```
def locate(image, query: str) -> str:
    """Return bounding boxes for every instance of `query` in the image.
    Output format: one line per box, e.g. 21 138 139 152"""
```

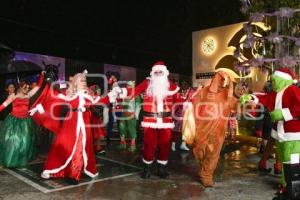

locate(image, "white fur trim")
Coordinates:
167 86 180 96
157 98 164 112
157 160 168 165
143 158 154 164
3 102 8 107
57 92 80 101
271 129 300 142
83 93 101 105
107 91 117 103
272 86 295 142
41 172 50 179
57 93 67 100
282 108 293 121
119 88 128 99
85 171 99 178
141 121 174 129
41 92 98 179
253 92 266 95
157 117 163 124
274 71 293 80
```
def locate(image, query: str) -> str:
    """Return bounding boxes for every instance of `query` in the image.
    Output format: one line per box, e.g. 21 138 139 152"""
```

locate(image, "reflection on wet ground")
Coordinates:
0 138 279 200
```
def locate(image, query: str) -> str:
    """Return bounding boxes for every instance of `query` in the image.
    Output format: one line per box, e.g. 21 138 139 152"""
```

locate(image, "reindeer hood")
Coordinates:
209 70 234 98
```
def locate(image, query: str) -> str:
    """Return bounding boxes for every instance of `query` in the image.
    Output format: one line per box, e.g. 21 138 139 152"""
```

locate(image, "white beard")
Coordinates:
146 75 170 99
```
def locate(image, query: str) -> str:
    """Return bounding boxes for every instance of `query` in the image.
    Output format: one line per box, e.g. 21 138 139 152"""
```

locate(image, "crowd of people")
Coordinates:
0 61 299 197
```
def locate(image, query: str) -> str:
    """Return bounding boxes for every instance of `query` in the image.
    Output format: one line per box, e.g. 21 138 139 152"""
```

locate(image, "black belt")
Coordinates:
143 111 171 118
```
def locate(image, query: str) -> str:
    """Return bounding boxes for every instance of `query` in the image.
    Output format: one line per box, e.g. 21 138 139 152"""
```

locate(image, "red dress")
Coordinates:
11 98 30 118
34 90 110 181
90 106 107 140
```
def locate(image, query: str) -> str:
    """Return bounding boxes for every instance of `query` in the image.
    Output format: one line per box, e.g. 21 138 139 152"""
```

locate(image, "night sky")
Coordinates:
0 0 245 76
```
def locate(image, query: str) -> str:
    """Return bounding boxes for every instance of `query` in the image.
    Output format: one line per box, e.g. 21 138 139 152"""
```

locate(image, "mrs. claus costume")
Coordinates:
30 70 116 182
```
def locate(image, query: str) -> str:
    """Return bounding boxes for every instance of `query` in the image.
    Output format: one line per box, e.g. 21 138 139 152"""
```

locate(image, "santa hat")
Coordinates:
150 61 169 76
273 67 297 83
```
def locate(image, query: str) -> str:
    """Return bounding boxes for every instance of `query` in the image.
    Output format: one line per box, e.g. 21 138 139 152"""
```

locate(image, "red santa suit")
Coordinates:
120 62 180 166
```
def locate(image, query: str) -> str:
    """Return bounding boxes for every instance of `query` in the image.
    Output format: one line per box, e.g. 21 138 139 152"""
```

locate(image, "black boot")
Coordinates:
157 163 169 179
141 163 151 179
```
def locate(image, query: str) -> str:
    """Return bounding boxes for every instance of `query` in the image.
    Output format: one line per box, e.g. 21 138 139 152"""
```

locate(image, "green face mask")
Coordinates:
271 75 293 92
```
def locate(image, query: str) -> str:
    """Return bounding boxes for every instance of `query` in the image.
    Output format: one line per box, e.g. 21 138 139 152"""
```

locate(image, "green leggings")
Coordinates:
275 140 300 186
119 118 137 139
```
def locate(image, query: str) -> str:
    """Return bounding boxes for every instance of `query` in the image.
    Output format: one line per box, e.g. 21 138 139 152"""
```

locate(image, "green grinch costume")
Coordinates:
118 81 142 152
241 68 300 187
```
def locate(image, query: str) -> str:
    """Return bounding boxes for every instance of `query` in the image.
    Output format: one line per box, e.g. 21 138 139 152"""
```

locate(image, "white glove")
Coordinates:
112 86 122 94
29 104 45 116
108 90 118 103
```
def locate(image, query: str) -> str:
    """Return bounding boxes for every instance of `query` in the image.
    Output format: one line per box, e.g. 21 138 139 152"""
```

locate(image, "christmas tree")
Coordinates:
236 0 300 77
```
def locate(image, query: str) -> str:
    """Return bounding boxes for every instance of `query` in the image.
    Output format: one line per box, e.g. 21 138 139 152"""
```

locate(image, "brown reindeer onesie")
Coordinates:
192 71 238 187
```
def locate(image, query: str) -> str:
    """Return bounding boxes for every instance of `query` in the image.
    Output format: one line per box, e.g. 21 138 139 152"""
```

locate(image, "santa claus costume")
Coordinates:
30 70 116 183
116 61 180 179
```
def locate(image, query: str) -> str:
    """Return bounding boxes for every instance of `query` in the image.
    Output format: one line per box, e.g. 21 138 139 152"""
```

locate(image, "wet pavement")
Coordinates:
0 141 279 200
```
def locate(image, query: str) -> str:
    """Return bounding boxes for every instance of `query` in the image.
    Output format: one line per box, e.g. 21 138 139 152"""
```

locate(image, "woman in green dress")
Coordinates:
0 73 44 168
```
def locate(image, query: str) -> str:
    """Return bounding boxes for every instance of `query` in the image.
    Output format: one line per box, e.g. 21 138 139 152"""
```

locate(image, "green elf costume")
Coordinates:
241 67 300 192
118 81 142 152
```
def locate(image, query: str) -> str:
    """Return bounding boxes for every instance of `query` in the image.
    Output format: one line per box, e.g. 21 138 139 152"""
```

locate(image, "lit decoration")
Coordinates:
201 37 217 55
236 0 300 73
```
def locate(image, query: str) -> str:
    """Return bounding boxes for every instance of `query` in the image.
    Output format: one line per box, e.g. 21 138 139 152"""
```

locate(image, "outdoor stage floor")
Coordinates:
0 142 279 200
